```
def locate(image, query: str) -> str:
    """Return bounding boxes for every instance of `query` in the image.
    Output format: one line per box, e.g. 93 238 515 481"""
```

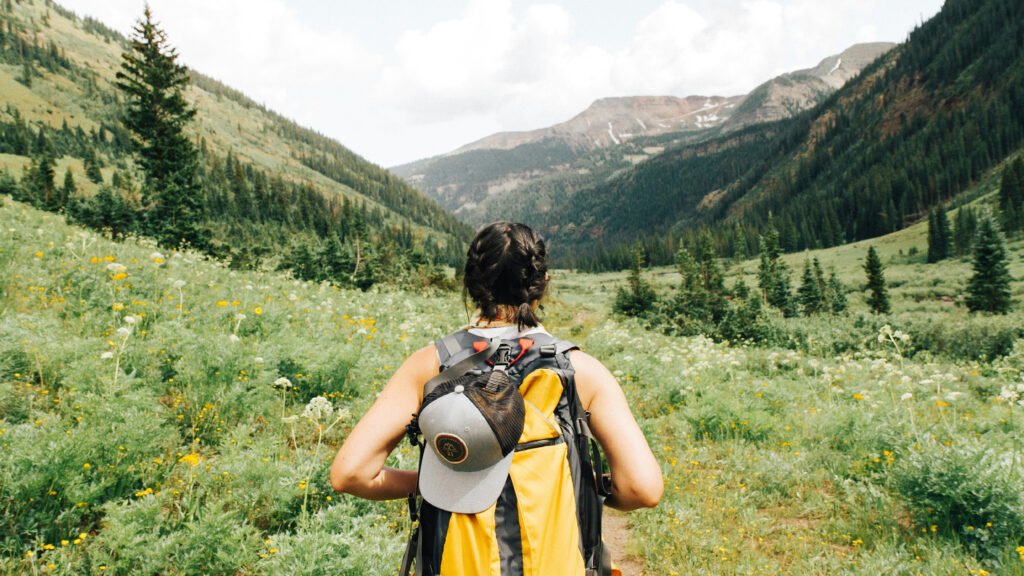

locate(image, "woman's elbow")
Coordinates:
330 461 360 494
638 475 664 508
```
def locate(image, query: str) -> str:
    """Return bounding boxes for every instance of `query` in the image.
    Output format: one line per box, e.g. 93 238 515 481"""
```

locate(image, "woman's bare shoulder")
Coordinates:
567 349 617 408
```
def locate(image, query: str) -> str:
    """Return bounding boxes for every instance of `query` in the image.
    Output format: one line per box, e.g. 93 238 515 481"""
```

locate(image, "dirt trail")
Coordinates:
603 510 645 575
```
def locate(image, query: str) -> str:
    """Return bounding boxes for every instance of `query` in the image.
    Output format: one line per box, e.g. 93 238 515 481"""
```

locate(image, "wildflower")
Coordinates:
173 279 186 289
116 326 131 338
228 334 241 343
123 315 136 325
83 463 91 469
302 396 334 422
900 393 913 401
281 415 299 425
254 306 263 315
150 251 165 263
100 351 114 360
255 357 264 364
105 263 127 273
878 325 893 342
235 313 246 321
217 301 228 307
273 377 293 389
178 453 202 466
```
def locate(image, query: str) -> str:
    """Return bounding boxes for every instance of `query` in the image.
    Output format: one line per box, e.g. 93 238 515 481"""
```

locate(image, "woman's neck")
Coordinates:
468 306 519 328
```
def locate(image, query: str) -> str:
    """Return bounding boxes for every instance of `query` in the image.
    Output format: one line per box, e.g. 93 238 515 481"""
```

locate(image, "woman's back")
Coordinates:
329 222 662 575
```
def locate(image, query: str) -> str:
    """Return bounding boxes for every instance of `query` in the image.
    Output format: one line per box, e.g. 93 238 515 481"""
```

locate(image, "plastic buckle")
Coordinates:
539 344 556 357
493 343 513 368
407 492 418 522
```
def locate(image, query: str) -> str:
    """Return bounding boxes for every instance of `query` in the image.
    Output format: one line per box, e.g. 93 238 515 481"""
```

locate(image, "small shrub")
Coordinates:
888 442 1024 561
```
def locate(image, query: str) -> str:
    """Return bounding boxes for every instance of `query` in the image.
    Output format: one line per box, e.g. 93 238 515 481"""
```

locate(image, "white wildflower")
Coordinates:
228 334 241 343
123 315 136 325
235 313 246 321
945 391 963 402
999 386 1020 403
878 325 893 342
173 279 186 289
100 351 114 360
106 263 127 273
150 252 165 261
254 357 265 364
281 415 299 425
302 396 333 422
116 326 131 338
900 392 913 401
288 293 299 301
274 377 293 389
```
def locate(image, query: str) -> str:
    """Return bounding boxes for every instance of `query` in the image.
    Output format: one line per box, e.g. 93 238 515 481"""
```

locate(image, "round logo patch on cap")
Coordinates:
434 433 468 464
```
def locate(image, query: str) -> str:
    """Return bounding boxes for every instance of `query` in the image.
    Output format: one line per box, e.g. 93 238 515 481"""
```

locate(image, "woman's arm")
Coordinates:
329 345 438 500
570 350 663 511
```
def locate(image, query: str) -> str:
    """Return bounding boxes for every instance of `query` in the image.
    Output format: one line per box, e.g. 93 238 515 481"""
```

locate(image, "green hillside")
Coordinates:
526 0 1024 269
3 184 1024 573
0 0 472 285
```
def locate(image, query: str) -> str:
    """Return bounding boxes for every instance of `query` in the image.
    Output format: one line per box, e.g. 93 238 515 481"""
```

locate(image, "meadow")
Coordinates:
2 193 1023 575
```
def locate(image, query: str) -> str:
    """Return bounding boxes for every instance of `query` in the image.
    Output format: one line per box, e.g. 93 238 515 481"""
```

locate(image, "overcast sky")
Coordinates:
62 0 945 167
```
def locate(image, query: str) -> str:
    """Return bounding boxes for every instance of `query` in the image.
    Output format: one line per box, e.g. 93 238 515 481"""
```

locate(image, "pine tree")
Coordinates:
827 269 847 314
84 147 104 184
756 218 793 315
863 246 891 314
798 259 823 316
116 6 206 250
1000 160 1023 234
927 205 952 262
953 206 977 256
694 231 723 292
614 249 657 317
966 213 1013 314
59 167 75 209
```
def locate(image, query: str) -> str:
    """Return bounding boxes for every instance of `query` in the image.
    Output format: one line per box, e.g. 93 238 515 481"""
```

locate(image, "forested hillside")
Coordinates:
531 0 1024 269
395 45 892 228
0 0 472 287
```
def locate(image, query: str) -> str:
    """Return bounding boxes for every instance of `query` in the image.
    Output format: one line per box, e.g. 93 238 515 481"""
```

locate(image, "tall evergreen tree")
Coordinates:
927 205 952 262
827 269 847 314
116 6 206 249
60 167 75 209
756 218 793 315
863 246 891 314
953 206 977 256
999 159 1024 234
84 147 104 184
966 213 1013 314
798 259 823 316
614 248 657 317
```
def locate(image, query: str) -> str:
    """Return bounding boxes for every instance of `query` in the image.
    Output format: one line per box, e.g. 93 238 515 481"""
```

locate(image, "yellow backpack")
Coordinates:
402 331 613 576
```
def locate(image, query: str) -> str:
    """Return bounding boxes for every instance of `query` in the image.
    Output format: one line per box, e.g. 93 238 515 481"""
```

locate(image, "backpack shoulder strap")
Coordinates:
434 331 482 369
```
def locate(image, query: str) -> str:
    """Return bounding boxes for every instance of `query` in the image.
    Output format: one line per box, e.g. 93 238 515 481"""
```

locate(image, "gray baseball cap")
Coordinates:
417 371 525 514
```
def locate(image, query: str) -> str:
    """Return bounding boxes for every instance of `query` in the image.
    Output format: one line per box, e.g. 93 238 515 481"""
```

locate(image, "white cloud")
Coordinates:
62 0 944 166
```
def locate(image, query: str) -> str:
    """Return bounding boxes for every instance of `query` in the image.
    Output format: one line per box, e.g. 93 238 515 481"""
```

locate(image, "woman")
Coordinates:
331 221 662 574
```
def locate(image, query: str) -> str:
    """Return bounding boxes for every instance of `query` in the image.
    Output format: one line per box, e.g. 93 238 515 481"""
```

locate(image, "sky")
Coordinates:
62 0 946 167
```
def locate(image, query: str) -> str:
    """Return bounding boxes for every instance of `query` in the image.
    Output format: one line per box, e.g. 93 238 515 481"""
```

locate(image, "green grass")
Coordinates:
1 3 1020 572
2 193 1023 575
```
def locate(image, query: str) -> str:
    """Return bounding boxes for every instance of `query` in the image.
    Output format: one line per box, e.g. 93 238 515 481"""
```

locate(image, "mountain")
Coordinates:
525 0 1024 269
392 43 893 220
0 0 472 282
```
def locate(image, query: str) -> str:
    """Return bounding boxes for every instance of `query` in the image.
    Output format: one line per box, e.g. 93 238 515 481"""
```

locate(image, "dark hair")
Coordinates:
464 221 548 329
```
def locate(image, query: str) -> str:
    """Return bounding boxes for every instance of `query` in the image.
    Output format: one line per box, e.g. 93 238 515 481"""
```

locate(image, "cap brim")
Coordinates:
419 448 514 514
